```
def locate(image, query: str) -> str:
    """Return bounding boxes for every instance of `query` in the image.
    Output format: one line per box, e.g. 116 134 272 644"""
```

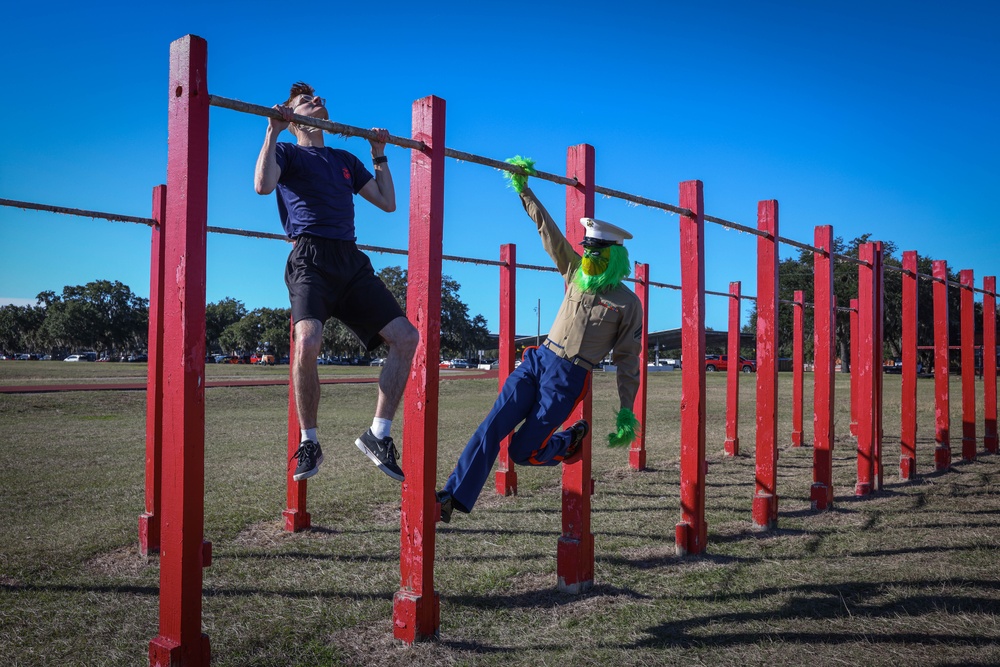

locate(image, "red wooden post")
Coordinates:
558 144 595 592
495 243 518 494
900 251 919 480
753 200 779 530
139 185 166 556
855 243 876 496
811 226 835 510
393 95 445 643
676 180 707 556
933 260 951 471
791 290 805 447
850 299 859 437
985 276 998 454
960 269 977 461
630 262 650 471
283 316 310 531
149 34 211 667
724 281 742 457
872 242 885 492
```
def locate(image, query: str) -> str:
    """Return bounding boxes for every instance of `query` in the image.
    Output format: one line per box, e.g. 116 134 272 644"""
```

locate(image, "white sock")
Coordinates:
301 428 318 443
371 417 392 440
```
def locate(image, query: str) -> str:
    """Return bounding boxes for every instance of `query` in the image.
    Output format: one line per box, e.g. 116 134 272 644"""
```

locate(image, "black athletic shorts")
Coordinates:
285 235 405 351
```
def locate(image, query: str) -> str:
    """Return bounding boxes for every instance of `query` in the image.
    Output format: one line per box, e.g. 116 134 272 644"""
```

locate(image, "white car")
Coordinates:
64 354 83 362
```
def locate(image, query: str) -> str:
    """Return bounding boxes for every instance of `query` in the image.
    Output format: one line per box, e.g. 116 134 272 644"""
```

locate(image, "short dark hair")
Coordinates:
285 81 314 106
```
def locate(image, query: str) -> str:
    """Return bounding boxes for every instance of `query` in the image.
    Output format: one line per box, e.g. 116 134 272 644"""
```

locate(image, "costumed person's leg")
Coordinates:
509 347 590 467
442 349 542 513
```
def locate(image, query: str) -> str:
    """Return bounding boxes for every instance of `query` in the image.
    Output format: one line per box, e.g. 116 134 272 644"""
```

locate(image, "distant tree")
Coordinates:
206 298 247 353
0 304 46 354
35 281 147 355
219 307 291 356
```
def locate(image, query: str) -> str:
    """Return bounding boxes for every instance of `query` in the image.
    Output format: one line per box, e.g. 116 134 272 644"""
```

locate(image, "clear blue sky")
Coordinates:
2 1 997 338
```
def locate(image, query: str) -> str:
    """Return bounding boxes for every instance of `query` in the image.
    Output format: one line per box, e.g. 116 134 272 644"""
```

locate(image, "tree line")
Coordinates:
0 267 492 361
744 234 999 369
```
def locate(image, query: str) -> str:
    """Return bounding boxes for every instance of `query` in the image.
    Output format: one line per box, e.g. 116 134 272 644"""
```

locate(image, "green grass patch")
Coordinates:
2 364 999 665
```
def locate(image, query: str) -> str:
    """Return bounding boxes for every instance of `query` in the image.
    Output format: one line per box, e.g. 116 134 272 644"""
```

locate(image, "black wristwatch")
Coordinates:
373 155 388 165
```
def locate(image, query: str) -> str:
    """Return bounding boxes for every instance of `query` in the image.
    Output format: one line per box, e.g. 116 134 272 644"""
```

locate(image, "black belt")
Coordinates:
542 339 596 370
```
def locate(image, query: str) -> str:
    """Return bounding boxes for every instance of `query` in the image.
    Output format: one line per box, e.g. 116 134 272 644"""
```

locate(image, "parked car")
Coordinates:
64 354 84 362
449 359 472 369
705 354 756 373
127 354 148 363
370 358 387 366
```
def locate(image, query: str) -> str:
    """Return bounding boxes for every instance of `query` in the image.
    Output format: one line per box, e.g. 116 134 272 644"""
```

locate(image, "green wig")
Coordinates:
572 245 631 293
503 155 536 194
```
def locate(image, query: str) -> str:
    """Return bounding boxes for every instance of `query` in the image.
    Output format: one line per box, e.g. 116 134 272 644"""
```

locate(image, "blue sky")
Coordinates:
1 1 997 338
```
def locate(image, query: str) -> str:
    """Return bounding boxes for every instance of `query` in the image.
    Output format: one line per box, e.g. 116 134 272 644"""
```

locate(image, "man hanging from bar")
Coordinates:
437 157 643 522
255 82 417 483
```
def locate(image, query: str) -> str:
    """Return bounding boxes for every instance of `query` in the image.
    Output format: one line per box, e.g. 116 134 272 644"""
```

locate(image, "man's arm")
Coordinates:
357 128 396 212
254 105 292 195
518 187 581 281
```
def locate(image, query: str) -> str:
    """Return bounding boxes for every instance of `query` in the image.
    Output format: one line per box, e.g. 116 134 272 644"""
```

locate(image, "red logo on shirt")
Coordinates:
342 168 351 180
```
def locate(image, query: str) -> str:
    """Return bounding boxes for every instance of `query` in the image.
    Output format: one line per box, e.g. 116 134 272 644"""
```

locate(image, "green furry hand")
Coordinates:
503 155 536 194
608 407 640 448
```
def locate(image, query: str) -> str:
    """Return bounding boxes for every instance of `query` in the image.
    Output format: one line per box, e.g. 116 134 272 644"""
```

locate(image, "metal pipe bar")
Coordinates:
648 280 681 291
833 252 870 267
0 197 156 227
778 235 824 254
837 306 856 313
594 185 691 217
704 213 768 237
444 147 576 187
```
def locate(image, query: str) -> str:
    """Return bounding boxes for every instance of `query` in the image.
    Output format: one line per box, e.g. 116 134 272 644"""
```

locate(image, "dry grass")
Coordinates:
1 363 999 666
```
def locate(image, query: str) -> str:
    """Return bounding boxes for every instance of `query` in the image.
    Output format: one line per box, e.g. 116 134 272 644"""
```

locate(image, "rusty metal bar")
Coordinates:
0 197 156 226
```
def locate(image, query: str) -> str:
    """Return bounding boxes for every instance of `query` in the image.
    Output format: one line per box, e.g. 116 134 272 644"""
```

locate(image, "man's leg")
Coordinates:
509 358 589 467
293 318 324 428
373 315 418 420
291 318 324 480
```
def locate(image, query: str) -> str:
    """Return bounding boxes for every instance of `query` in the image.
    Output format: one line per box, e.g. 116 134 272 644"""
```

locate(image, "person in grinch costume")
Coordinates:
437 157 644 522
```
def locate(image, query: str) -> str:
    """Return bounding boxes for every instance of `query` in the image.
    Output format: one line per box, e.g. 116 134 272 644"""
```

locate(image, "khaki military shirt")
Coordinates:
520 188 644 410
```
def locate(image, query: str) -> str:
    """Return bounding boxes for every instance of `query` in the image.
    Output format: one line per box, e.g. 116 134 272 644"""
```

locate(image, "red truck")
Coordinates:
705 354 756 373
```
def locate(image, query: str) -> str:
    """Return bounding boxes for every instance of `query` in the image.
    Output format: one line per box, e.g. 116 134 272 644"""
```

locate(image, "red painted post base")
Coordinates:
850 421 857 437
628 447 646 470
392 591 440 644
724 437 739 457
962 438 977 462
791 430 803 447
675 521 707 556
202 541 212 568
987 436 999 454
899 456 917 481
494 469 517 496
556 536 595 593
855 482 872 497
149 634 210 667
810 483 833 511
282 508 311 532
934 446 951 471
751 493 777 530
138 513 160 556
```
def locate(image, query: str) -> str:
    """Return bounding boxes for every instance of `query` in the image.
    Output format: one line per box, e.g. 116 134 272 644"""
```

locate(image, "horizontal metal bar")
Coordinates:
836 306 856 313
778 235 824 254
649 280 681 292
594 185 690 216
707 289 733 298
832 252 870 268
444 148 576 187
0 197 155 226
703 213 768 237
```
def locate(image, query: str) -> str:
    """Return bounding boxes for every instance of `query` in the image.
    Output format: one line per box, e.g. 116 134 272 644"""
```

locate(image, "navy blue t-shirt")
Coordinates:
274 143 374 241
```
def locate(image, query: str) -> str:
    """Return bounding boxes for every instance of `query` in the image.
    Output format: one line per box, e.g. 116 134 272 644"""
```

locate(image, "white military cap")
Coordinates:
580 217 633 245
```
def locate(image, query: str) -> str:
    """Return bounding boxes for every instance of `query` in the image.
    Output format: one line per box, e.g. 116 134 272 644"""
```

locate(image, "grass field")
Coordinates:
2 362 999 666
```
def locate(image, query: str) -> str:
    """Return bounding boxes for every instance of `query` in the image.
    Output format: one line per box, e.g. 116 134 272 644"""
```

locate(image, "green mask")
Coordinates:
581 246 610 276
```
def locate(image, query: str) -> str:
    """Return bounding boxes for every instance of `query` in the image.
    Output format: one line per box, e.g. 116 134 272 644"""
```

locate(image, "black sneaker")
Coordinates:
355 429 404 481
290 440 324 481
436 491 469 523
564 419 589 462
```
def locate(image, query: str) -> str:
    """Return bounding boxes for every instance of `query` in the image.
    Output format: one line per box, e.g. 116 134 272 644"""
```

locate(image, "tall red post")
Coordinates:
558 144 595 592
791 290 805 447
140 184 166 556
393 95 445 643
149 34 211 667
495 243 518 495
856 243 877 497
630 262 650 471
960 269 977 461
283 316 310 531
873 242 884 491
900 251 919 480
933 260 951 471
985 276 998 454
850 299 859 437
724 281 742 457
676 180 707 556
753 200 779 530
811 226 835 510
